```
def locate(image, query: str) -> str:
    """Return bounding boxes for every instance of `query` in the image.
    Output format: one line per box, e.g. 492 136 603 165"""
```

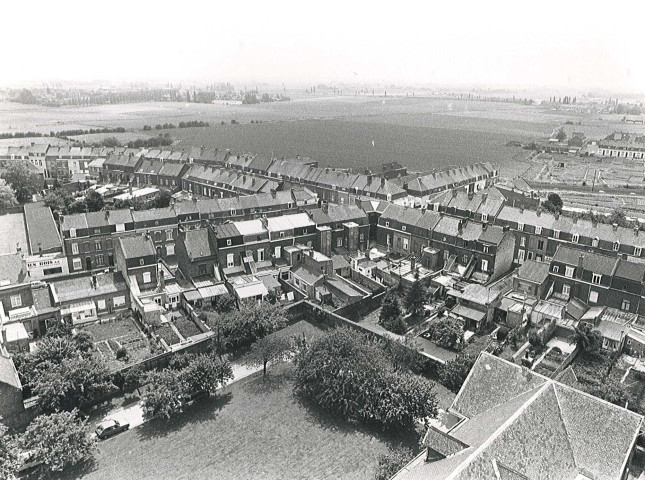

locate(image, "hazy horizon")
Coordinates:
3 0 644 97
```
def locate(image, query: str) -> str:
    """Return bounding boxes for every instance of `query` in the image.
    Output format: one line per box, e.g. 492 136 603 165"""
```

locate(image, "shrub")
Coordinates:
115 347 128 361
445 296 456 309
426 318 463 350
374 447 416 480
438 355 477 393
496 326 509 342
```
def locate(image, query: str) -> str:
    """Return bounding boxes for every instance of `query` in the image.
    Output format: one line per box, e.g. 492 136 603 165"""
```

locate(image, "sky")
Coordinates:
2 0 644 95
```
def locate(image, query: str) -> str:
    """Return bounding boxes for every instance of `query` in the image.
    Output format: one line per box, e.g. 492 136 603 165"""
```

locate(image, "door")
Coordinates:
108 253 114 266
85 257 92 270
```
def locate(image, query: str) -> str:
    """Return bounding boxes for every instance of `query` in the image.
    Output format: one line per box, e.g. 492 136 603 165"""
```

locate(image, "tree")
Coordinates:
542 192 563 214
405 280 427 316
569 324 602 353
294 329 438 431
101 136 122 147
141 369 187 420
214 293 237 313
243 336 292 376
151 189 172 208
0 423 19 479
180 354 233 395
19 410 96 474
438 355 477 393
0 178 18 211
426 318 463 350
591 378 633 408
32 355 117 413
379 292 407 334
555 127 567 142
84 189 104 212
0 162 42 203
374 447 415 480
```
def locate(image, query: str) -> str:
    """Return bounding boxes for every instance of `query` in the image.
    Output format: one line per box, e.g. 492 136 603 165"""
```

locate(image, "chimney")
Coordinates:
635 226 639 237
410 256 416 272
458 220 464 235
91 274 97 289
519 206 524 214
16 242 21 254
105 210 110 220
158 268 165 290
452 189 458 197
380 177 386 187
367 175 372 185
573 216 578 224
612 223 618 231
468 191 474 200
129 182 133 196
482 192 488 203
577 254 584 276
482 222 488 231
270 189 276 198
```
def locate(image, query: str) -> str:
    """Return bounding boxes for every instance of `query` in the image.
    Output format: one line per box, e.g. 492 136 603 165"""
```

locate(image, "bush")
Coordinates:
496 326 509 342
374 447 416 480
438 355 477 393
445 296 456 309
425 318 463 350
115 347 128 361
294 329 437 431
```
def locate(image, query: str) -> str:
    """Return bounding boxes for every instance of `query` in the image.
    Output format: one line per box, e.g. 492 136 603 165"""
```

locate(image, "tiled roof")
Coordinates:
404 352 643 480
326 204 368 225
213 223 241 239
51 272 128 303
183 229 215 259
118 235 155 259
614 259 645 282
553 246 618 276
516 260 550 284
292 265 323 285
0 353 21 390
23 202 61 254
0 253 27 284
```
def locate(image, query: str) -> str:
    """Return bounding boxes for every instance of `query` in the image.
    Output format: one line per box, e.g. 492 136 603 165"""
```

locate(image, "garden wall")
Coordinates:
349 268 386 292
551 345 581 378
333 290 386 322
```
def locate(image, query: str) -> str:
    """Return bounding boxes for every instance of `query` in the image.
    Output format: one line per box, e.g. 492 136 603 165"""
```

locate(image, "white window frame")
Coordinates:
592 237 599 247
481 259 489 272
592 273 602 285
166 230 173 241
565 266 574 278
520 237 526 247
518 223 524 231
166 244 175 256
481 214 488 222
553 265 559 274
402 225 406 232
337 237 343 247
622 299 631 311
613 241 620 252
257 249 265 262
572 233 579 243
143 272 151 283
70 228 77 238
114 295 126 307
635 247 642 257
535 226 542 235
226 239 232 246
72 243 79 255
97 299 106 310
10 294 21 308
562 284 570 296
385 221 390 227
589 290 598 304
553 230 560 239
227 253 234 268
73 258 82 271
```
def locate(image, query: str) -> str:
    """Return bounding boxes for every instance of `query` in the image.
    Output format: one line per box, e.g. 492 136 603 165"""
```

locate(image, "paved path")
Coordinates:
100 360 263 430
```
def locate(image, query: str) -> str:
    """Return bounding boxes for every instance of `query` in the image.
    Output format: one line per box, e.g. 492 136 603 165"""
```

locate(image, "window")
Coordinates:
592 237 599 247
562 284 570 297
337 237 343 247
143 272 151 283
231 209 236 216
359 233 364 242
226 239 232 246
483 245 490 253
403 238 409 251
227 254 234 268
106 239 112 248
166 230 173 241
10 294 21 308
303 228 308 235
635 247 642 257
280 232 285 239
97 299 106 310
166 244 175 256
114 295 126 307
70 228 77 238
155 231 162 242
402 225 406 232
481 214 488 222
481 259 489 271
72 243 79 255
520 237 526 247
387 234 392 246
622 299 631 311
198 264 208 275
518 250 525 263
535 226 542 235
385 221 390 227
553 265 559 273
95 240 102 251
518 223 524 231
553 230 560 239
537 240 544 250
613 241 620 252
94 228 100 235
565 266 574 278
274 246 281 258
73 258 82 270
592 273 602 285
572 233 579 243
589 290 598 304
527 251 534 260
116 223 125 232
96 254 104 266
257 249 265 262
139 259 145 266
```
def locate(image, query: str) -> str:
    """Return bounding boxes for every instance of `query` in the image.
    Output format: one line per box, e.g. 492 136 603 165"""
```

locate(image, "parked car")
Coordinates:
95 419 129 440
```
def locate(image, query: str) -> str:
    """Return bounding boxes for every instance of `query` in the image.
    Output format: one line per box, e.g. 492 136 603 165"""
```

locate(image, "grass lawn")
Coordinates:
62 364 417 480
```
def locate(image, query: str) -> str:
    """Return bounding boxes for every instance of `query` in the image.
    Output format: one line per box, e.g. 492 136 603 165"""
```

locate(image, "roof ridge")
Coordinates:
551 383 579 471
446 382 551 480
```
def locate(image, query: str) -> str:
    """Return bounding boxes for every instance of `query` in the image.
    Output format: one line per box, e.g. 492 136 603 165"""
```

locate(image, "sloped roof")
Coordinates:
516 260 551 285
50 272 128 303
23 202 61 254
0 253 27 284
553 246 618 276
183 229 215 259
118 235 155 259
401 352 643 480
0 353 21 390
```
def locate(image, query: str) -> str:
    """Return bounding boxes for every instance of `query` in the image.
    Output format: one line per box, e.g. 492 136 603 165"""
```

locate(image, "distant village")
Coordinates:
3 131 645 479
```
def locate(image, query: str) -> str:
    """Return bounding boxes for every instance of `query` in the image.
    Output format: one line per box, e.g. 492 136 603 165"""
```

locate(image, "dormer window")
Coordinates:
572 233 579 243
592 237 599 247
231 209 236 215
402 226 406 232
635 247 642 257
481 214 488 222
226 239 232 246
70 228 76 238
553 230 560 239
518 223 524 231
385 221 390 227
613 241 620 252
535 226 542 235
592 273 602 285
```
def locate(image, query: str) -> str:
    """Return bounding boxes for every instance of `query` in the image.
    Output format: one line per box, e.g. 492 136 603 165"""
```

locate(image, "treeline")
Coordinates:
0 127 126 140
142 120 210 131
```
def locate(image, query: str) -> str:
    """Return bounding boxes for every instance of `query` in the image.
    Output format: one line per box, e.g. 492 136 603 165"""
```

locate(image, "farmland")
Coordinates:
0 96 635 178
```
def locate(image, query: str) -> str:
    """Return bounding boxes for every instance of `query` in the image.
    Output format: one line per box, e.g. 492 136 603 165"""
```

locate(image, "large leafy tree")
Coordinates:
569 324 602 353
426 318 464 350
32 355 117 414
1 162 42 203
141 369 187 420
19 410 96 474
438 354 477 393
0 178 18 210
294 329 437 431
374 447 415 480
0 423 19 479
405 280 427 316
84 189 104 212
151 189 173 208
180 354 233 395
242 336 292 376
379 292 407 334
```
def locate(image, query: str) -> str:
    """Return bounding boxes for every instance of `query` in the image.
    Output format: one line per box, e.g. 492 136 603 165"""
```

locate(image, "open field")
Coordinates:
60 364 418 480
1 97 638 178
